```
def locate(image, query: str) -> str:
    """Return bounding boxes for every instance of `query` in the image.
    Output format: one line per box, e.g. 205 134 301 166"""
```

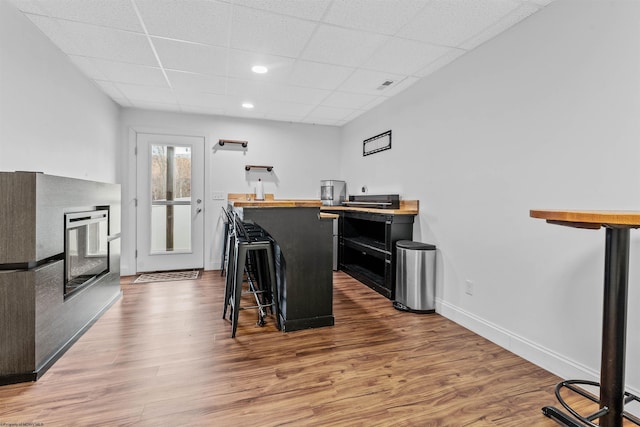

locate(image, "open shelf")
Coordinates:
337 211 415 299
343 236 388 257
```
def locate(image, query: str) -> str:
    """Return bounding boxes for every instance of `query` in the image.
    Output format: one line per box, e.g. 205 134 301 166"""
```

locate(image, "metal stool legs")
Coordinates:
230 241 280 338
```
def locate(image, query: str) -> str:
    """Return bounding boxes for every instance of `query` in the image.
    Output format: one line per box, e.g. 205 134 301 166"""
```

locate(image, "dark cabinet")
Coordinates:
240 206 334 331
337 211 414 299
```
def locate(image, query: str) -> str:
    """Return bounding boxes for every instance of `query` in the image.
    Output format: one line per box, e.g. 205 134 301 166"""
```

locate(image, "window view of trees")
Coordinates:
150 144 192 252
151 145 192 201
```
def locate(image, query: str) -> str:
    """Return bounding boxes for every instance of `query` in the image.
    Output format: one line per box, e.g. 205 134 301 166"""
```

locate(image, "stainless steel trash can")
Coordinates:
394 240 436 313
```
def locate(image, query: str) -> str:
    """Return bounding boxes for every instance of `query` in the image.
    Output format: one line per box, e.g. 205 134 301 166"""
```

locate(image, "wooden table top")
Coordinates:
230 199 322 208
530 209 640 229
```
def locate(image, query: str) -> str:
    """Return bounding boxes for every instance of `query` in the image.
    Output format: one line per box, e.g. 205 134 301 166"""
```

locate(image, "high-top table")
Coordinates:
530 210 640 427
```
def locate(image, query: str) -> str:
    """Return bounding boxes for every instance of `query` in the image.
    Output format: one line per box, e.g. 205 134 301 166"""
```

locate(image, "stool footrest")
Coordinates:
542 406 587 427
542 379 640 426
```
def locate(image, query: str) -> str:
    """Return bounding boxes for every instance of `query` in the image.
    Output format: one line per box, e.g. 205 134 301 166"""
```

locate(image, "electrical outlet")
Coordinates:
211 191 225 200
465 280 474 296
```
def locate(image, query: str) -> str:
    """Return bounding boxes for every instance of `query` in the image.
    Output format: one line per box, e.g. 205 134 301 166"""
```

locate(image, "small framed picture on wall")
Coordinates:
363 130 391 156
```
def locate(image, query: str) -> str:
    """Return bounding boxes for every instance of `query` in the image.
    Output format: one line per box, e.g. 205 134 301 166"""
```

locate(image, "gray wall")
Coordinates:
0 0 120 183
339 0 640 393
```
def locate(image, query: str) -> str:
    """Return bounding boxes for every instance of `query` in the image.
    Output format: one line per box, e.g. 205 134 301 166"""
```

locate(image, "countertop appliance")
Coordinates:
320 180 346 206
343 194 400 209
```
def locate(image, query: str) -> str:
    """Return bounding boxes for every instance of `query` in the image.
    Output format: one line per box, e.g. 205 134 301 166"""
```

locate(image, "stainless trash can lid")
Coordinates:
396 240 436 250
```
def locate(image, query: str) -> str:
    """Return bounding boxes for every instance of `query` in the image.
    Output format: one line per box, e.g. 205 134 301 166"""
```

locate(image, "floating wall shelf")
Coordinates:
218 139 248 147
245 165 273 172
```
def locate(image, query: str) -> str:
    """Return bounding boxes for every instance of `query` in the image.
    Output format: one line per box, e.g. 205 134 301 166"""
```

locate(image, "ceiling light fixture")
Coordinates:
251 65 268 74
242 102 254 109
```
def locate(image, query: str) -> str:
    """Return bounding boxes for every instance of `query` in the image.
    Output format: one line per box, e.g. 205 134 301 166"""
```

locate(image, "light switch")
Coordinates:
212 191 225 200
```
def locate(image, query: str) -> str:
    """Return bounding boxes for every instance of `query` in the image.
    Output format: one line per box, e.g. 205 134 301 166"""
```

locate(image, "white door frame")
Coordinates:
134 131 205 273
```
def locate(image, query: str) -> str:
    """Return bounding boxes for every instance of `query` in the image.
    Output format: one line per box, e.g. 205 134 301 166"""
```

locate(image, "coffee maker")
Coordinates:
320 180 347 206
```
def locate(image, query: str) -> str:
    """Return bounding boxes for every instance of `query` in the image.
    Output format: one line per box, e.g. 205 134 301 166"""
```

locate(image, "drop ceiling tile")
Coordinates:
361 96 387 110
32 0 143 32
129 101 182 112
322 0 429 35
115 83 177 104
227 50 296 83
222 99 267 119
25 15 75 51
180 104 225 116
363 38 455 76
94 80 126 100
380 76 420 97
337 68 405 96
459 3 541 50
230 6 317 57
68 56 109 80
270 84 331 105
288 60 354 90
398 0 520 47
89 58 168 86
265 112 312 123
225 79 330 105
301 25 388 67
27 15 157 65
152 38 228 76
10 0 555 127
321 91 378 109
305 105 356 121
233 0 331 21
258 100 315 118
135 0 231 46
175 91 229 109
342 109 367 122
166 71 227 94
301 117 341 126
7 0 50 15
226 78 269 99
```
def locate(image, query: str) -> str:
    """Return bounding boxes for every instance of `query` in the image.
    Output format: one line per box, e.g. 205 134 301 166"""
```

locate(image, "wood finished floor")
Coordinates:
0 271 625 426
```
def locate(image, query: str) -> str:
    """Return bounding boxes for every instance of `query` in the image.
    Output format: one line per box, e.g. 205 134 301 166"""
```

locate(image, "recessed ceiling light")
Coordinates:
242 102 254 109
251 65 268 74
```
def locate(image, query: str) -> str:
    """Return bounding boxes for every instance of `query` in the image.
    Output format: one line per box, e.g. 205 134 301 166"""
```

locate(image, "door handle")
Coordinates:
196 208 202 213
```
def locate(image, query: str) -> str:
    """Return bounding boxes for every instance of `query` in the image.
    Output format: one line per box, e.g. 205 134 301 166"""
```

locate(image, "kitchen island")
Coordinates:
228 195 334 331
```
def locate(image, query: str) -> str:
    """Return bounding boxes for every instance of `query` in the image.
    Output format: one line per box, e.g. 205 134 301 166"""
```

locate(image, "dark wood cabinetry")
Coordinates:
0 172 121 385
238 206 334 331
333 210 414 299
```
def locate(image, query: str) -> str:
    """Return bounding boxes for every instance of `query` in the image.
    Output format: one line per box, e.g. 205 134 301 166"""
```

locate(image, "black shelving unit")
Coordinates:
336 210 414 299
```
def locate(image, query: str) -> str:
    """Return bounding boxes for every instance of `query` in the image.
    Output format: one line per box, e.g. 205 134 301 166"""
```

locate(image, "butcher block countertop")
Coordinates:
231 199 323 208
227 194 418 214
228 193 322 208
321 200 419 215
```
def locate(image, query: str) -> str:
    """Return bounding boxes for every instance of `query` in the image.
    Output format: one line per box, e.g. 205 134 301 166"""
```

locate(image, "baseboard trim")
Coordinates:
435 299 639 398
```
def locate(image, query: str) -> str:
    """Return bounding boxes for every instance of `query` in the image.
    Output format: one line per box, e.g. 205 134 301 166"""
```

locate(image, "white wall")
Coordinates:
119 108 342 275
339 0 640 392
0 0 120 183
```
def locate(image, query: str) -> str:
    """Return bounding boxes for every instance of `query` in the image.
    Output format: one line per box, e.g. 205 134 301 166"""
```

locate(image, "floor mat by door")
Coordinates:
133 270 200 284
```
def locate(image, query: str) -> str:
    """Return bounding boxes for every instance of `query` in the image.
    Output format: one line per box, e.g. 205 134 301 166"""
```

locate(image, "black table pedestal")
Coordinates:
543 228 639 427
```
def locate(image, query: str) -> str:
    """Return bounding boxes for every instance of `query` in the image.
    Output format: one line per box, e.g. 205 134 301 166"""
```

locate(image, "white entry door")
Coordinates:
136 133 205 273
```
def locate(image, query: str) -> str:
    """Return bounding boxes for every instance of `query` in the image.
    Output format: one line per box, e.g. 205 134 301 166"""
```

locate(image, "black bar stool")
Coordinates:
223 212 280 338
220 207 231 276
